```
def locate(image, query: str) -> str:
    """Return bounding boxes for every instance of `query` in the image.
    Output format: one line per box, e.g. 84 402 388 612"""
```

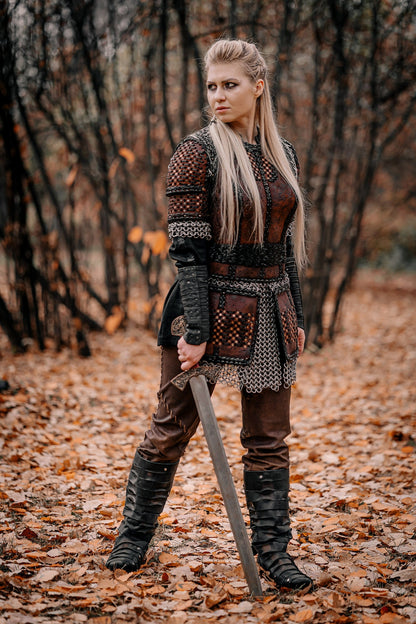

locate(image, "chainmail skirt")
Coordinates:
197 274 297 394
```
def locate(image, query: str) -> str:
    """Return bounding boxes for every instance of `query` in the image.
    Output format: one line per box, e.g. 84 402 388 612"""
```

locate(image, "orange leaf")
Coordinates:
118 147 135 163
141 246 150 265
224 582 245 597
323 592 345 608
290 608 315 622
128 226 143 244
350 596 374 607
200 527 217 538
158 552 180 566
379 613 407 623
205 591 227 609
143 230 168 256
65 165 78 187
97 528 115 540
144 584 166 595
104 307 124 335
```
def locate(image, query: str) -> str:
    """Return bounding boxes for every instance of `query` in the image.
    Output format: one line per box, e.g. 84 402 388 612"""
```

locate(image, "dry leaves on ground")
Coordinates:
0 269 415 624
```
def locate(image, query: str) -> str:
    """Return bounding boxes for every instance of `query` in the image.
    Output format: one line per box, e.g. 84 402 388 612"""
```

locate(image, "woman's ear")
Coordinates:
254 79 264 98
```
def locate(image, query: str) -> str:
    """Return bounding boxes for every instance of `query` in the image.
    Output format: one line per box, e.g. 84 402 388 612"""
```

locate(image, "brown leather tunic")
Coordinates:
160 126 302 392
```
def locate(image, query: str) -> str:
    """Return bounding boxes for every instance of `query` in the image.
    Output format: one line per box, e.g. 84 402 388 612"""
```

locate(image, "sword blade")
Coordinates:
189 375 263 597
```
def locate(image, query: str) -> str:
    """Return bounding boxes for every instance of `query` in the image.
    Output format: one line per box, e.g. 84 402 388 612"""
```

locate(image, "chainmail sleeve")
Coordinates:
166 138 213 345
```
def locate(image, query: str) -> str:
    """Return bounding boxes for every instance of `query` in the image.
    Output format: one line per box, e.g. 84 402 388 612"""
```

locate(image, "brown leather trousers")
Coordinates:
139 347 291 471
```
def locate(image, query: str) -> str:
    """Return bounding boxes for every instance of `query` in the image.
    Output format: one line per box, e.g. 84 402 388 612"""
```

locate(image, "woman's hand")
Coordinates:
177 337 207 371
298 328 305 356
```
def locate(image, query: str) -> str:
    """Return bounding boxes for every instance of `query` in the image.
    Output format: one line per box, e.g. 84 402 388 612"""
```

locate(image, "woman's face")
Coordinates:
206 61 263 134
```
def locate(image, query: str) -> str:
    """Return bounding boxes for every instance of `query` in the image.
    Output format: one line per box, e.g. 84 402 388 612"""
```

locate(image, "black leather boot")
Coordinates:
106 451 178 572
244 468 313 591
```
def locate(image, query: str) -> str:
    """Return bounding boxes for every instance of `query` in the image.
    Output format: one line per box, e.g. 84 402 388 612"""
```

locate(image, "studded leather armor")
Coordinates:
158 126 304 392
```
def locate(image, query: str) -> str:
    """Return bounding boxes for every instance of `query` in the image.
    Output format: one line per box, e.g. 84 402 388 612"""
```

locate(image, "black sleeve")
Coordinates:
169 236 210 345
165 137 213 346
286 235 304 330
282 138 304 329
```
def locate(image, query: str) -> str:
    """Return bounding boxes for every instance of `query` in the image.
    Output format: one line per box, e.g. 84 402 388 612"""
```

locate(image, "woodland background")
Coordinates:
0 0 415 352
0 1 415 623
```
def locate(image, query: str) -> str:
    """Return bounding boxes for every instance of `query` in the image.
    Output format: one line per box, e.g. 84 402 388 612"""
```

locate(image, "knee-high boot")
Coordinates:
244 468 312 590
106 451 178 572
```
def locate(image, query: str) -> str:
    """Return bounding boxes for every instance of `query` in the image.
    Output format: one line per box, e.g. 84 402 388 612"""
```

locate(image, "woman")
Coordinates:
106 39 312 591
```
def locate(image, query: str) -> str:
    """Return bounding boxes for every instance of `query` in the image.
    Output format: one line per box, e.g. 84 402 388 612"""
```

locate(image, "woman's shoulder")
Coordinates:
173 126 216 160
182 125 212 147
169 126 217 176
167 127 217 189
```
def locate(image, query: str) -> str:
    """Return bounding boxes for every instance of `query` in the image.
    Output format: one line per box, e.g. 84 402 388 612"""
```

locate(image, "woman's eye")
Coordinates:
225 82 236 89
207 84 216 91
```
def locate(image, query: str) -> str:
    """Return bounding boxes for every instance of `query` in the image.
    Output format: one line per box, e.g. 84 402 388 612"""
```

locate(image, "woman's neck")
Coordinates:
230 118 257 144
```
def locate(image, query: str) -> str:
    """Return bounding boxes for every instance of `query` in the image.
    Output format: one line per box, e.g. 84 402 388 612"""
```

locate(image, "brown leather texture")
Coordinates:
209 262 282 279
204 290 259 362
210 149 296 247
165 130 299 366
275 290 298 359
139 347 291 470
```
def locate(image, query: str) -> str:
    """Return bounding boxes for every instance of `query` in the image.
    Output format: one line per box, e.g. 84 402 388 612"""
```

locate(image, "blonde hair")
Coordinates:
204 39 306 269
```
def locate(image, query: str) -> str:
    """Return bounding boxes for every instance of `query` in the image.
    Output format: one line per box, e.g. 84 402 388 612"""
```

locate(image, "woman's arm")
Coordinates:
286 232 306 356
166 139 212 352
177 336 207 370
286 234 304 331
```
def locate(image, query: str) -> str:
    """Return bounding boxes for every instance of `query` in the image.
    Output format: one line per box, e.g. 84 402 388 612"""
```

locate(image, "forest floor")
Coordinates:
0 269 415 624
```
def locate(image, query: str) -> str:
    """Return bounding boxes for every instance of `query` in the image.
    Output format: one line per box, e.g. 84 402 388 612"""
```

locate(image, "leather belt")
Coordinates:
209 262 283 279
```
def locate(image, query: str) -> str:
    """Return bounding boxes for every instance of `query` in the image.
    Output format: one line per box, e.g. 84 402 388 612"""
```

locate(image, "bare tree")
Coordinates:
297 0 416 345
0 0 414 353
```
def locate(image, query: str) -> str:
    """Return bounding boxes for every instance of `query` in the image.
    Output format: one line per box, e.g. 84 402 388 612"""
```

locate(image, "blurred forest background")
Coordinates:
0 0 415 356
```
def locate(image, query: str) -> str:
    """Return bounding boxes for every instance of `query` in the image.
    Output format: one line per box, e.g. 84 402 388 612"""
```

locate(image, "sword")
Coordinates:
171 318 263 597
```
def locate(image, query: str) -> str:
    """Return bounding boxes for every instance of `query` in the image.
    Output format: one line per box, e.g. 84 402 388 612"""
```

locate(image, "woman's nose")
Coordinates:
215 88 225 101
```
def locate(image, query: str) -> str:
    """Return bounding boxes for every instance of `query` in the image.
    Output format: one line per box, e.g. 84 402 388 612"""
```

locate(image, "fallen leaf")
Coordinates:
227 600 254 614
323 593 345 609
289 607 316 622
46 548 64 557
205 591 227 609
61 540 88 554
144 584 166 596
159 552 180 566
224 582 245 597
1 273 415 624
33 568 61 583
379 613 407 623
390 568 416 582
175 581 197 591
